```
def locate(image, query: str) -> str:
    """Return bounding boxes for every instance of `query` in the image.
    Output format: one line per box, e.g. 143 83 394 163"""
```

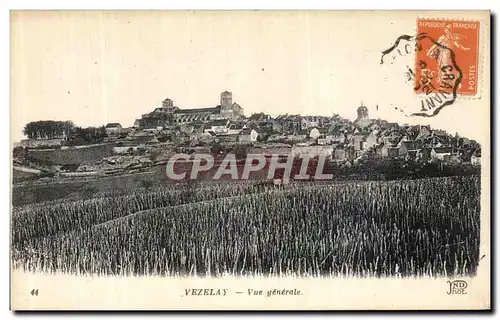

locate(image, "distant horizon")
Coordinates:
11 11 488 144
13 102 471 144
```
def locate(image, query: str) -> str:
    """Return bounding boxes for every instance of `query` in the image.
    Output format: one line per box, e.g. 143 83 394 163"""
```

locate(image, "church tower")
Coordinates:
220 91 233 119
355 102 371 128
162 98 174 114
220 91 232 108
357 102 369 120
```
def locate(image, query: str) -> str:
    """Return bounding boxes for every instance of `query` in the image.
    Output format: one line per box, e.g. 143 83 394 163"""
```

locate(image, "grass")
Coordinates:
11 181 275 244
11 176 480 278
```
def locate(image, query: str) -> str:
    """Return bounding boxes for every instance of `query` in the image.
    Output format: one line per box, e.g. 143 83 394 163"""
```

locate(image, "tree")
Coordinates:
23 120 74 140
66 125 107 146
12 146 26 160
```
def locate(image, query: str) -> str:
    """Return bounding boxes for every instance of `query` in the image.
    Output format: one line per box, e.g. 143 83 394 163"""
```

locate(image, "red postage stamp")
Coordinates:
416 19 481 96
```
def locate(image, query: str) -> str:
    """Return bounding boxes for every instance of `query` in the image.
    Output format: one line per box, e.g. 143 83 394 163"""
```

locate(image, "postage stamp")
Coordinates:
416 19 481 97
380 18 482 118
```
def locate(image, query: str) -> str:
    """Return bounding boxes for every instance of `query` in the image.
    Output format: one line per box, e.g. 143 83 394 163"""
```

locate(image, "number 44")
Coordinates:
30 289 38 296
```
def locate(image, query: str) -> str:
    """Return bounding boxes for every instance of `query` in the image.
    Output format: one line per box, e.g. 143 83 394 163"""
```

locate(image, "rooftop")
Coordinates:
106 123 122 128
175 106 220 114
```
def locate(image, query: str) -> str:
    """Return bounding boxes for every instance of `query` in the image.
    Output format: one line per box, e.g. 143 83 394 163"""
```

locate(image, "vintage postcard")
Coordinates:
10 10 490 310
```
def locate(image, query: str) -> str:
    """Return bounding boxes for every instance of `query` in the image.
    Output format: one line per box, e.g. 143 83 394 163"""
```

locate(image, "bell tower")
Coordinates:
220 91 233 119
220 91 232 108
162 98 174 114
357 101 369 120
355 102 371 128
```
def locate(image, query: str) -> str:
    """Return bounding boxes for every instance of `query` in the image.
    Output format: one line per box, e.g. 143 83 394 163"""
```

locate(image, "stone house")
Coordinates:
105 123 122 135
204 119 230 135
325 132 346 144
301 117 321 130
432 147 453 160
361 131 378 151
375 142 390 157
317 135 327 145
238 128 259 143
421 147 453 161
349 131 377 152
309 127 321 140
227 123 244 135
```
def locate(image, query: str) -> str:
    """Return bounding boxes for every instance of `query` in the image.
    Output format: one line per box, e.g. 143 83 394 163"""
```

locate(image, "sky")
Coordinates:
10 11 490 144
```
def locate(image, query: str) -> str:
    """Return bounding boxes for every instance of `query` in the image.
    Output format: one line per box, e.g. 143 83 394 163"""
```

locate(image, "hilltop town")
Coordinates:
13 90 482 183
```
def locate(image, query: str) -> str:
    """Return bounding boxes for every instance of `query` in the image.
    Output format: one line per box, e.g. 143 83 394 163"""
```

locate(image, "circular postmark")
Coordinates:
380 33 462 117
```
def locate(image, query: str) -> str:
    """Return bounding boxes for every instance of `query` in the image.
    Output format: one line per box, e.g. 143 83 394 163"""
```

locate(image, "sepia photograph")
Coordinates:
9 10 490 310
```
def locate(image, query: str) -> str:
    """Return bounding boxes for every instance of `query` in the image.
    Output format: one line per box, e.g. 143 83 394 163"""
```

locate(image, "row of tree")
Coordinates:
23 120 74 140
23 120 108 146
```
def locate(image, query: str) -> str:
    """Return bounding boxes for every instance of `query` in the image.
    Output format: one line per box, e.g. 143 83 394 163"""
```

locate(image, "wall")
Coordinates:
113 146 141 154
27 143 114 165
292 146 334 158
248 147 292 156
20 139 63 148
238 135 253 143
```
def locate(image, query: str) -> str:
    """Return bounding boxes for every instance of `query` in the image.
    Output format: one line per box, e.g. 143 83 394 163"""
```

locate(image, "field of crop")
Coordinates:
11 176 481 278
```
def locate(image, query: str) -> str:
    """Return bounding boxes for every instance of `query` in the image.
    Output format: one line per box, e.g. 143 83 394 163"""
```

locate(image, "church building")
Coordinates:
136 91 244 129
